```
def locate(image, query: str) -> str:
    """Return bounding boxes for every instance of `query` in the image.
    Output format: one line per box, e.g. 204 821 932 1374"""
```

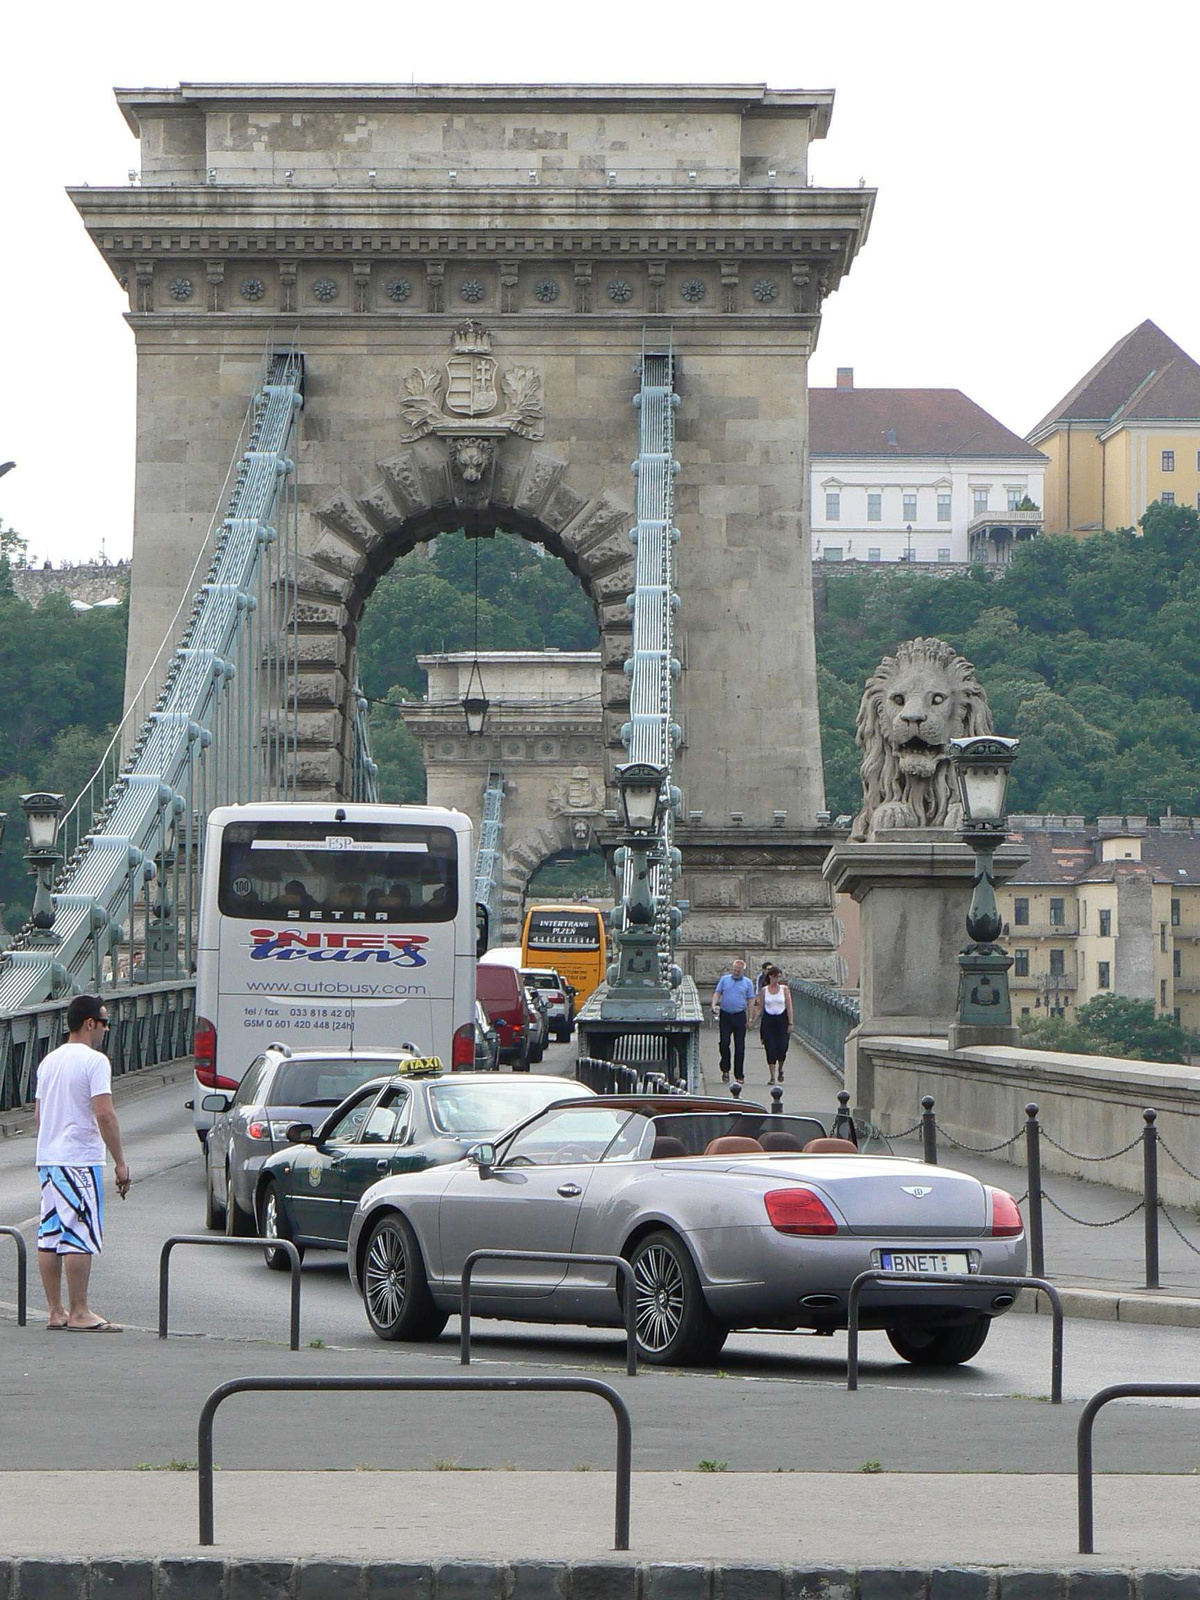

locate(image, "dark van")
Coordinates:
475 963 530 1070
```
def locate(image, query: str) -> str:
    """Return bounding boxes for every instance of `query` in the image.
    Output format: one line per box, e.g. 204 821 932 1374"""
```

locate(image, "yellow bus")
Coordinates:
520 903 608 1006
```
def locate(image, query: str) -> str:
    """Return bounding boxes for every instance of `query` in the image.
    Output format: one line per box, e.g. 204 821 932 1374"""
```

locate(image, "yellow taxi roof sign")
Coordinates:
396 1056 444 1076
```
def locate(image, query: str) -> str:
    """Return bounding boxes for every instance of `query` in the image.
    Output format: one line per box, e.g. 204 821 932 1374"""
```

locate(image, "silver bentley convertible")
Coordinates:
346 1094 1026 1367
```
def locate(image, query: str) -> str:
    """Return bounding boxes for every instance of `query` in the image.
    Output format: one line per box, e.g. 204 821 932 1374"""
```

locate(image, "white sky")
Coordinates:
2 0 1198 564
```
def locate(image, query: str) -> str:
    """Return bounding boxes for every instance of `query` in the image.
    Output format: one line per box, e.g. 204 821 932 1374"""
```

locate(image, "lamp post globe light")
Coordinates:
20 792 64 941
461 659 490 737
614 761 666 833
947 737 1020 1049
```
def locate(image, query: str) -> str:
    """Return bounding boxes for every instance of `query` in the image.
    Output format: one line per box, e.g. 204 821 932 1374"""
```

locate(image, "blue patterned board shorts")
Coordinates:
38 1165 105 1255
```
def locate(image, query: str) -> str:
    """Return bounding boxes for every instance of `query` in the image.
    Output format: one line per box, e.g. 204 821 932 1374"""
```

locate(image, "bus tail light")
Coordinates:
452 1023 475 1071
193 1017 237 1091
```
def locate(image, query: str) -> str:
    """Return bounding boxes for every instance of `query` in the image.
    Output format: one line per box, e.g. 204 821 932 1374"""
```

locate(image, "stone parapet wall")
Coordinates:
855 1033 1200 1208
10 561 130 608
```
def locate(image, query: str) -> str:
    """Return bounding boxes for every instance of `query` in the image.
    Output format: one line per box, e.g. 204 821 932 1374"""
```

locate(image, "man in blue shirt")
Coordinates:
711 958 755 1084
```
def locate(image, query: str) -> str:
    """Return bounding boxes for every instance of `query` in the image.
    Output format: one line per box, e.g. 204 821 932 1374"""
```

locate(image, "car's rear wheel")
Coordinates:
629 1229 727 1367
203 1147 224 1231
260 1179 304 1272
361 1213 448 1342
224 1168 254 1238
886 1317 991 1367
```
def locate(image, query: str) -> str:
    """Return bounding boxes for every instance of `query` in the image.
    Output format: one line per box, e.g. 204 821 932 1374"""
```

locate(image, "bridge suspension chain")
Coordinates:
0 344 310 1011
620 347 682 979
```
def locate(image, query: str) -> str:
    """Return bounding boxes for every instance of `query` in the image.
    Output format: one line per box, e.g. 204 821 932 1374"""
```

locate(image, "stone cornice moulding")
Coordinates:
122 314 823 345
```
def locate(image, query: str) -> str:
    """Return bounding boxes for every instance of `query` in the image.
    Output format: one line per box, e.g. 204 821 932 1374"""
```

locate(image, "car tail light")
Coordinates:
550 992 564 1003
452 1023 475 1071
764 1187 838 1236
246 1120 293 1142
193 1017 238 1091
989 1187 1024 1237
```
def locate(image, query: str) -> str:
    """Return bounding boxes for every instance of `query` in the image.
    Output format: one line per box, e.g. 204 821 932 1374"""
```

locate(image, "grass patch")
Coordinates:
857 1461 883 1474
697 1460 728 1473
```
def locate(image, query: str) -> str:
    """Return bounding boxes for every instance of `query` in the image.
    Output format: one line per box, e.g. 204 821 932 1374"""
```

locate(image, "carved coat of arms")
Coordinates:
400 322 544 440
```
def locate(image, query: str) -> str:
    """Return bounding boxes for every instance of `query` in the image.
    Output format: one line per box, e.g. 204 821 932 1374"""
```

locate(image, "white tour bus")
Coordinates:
193 802 476 1138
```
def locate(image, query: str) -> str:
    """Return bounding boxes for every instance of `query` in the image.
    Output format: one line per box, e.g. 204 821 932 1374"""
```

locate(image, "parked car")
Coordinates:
347 1096 1026 1366
473 1001 500 1072
521 968 576 1042
202 1045 418 1234
476 963 530 1069
523 985 549 1064
254 1067 595 1265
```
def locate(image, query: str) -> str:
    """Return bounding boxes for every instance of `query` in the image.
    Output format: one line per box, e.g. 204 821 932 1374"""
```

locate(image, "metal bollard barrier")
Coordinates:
1024 1103 1045 1279
159 1234 301 1350
832 1089 856 1146
770 1084 784 1115
1078 1382 1200 1552
461 1249 638 1376
0 1225 27 1327
1142 1109 1159 1291
920 1095 938 1165
197 1374 633 1549
847 1270 1064 1403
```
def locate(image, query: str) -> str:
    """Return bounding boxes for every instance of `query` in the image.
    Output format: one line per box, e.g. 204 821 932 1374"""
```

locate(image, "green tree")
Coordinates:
1021 993 1196 1065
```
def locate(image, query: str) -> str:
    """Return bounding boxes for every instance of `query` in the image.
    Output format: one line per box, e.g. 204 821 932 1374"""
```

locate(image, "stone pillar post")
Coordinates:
823 831 1029 1115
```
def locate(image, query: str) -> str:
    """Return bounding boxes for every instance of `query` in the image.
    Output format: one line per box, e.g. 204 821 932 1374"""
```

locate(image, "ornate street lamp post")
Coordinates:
21 792 64 946
461 658 490 737
603 762 675 1019
948 737 1020 1049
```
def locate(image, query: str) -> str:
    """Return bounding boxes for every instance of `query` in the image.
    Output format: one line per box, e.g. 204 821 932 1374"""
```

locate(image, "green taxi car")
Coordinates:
254 1065 594 1268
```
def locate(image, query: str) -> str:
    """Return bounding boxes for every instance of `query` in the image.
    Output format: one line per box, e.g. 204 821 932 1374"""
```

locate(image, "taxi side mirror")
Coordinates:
467 1142 496 1179
285 1122 316 1145
201 1093 231 1113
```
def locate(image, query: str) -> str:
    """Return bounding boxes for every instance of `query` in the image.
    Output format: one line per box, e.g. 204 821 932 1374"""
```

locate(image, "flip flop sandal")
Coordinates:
46 1322 69 1331
68 1320 123 1333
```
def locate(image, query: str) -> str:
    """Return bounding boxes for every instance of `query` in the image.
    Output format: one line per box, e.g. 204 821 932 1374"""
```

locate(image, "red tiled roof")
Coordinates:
809 388 1043 459
1009 827 1200 886
1029 320 1200 436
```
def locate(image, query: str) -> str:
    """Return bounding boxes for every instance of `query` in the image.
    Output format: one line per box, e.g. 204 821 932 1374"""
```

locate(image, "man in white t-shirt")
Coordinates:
34 994 130 1331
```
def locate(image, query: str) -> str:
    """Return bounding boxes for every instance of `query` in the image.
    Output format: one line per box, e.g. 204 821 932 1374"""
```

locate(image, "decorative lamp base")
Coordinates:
949 942 1019 1050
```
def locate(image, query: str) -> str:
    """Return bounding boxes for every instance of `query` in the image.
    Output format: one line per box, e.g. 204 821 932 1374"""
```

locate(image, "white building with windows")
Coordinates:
810 370 1047 565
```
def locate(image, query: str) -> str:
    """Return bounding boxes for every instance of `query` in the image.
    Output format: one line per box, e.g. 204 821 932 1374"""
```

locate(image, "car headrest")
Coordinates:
703 1135 765 1156
760 1131 806 1152
650 1135 688 1160
802 1137 860 1154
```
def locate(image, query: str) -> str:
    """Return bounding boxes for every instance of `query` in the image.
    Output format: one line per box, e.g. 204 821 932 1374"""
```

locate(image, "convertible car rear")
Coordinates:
347 1095 1026 1367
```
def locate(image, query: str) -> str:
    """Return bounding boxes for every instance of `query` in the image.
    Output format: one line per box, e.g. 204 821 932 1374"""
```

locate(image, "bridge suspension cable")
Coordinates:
0 344 318 1011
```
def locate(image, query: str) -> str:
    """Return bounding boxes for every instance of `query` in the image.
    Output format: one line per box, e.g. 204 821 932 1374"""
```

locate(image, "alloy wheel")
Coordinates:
365 1220 408 1329
264 1191 279 1239
633 1243 685 1353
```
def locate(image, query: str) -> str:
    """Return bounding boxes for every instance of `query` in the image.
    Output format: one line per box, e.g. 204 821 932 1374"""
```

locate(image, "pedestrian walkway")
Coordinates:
695 1019 1200 1309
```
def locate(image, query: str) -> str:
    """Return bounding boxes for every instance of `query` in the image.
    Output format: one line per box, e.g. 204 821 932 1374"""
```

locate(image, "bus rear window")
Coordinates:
526 910 600 951
219 821 458 923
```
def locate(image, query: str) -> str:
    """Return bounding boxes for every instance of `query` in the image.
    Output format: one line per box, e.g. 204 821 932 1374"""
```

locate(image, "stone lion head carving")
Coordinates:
851 637 993 841
449 437 493 484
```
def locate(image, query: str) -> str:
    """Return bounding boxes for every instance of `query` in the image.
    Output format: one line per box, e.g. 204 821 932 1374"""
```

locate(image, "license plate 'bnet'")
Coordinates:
879 1252 971 1275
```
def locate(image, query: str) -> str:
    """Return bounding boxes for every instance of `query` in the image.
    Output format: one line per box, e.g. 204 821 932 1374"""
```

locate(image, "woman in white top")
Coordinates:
751 966 794 1085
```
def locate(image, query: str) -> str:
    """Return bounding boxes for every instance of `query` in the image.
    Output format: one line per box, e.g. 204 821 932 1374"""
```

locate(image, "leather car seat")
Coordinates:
650 1135 688 1159
760 1131 805 1152
801 1136 860 1154
703 1135 765 1155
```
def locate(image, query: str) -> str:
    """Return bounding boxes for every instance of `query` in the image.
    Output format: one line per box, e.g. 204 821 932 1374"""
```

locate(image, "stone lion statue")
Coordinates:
850 637 993 841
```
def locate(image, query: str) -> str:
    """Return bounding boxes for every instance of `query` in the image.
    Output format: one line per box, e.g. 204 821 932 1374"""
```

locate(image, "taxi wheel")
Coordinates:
362 1213 448 1342
203 1148 225 1231
629 1229 728 1367
886 1317 991 1367
261 1180 304 1272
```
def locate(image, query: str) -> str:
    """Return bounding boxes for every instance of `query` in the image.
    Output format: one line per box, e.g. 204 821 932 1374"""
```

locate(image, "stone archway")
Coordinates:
293 427 633 798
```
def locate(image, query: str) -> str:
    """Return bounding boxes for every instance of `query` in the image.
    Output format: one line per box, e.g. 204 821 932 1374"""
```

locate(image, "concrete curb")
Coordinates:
1011 1283 1200 1328
3 1558 1200 1600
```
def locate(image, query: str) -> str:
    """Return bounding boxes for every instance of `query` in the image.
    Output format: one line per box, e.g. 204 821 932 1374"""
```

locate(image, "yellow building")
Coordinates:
997 817 1200 1032
1028 320 1200 535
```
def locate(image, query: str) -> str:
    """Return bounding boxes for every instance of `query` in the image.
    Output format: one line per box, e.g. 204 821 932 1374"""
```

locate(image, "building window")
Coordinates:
867 492 882 521
822 547 843 562
1161 978 1168 1008
1007 488 1023 511
937 492 952 522
1049 897 1065 927
1162 449 1175 472
938 548 952 562
1161 923 1168 952
825 492 840 520
1013 898 1029 926
868 547 881 562
1099 909 1111 937
1173 948 1182 977
973 489 989 516
1175 1007 1182 1025
903 492 917 521
1098 960 1111 989
1049 948 1065 977
1161 491 1175 505
1013 949 1029 976
1080 901 1087 930
1172 897 1181 926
